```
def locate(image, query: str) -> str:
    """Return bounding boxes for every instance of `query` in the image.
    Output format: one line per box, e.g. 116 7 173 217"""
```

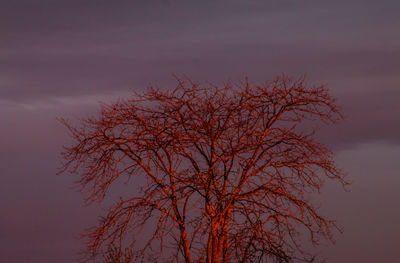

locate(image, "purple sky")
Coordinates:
1 1 400 262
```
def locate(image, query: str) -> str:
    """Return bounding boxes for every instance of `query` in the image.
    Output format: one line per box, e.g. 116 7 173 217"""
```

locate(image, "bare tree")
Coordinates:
59 76 348 263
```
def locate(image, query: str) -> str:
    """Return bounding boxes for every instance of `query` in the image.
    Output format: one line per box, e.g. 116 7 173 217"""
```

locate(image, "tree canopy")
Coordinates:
59 76 347 263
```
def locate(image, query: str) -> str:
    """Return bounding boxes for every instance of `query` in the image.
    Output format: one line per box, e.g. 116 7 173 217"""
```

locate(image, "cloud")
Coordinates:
317 142 400 262
2 0 400 100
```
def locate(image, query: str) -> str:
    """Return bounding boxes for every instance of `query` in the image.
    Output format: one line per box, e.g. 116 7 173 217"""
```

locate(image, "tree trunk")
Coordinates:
180 226 192 263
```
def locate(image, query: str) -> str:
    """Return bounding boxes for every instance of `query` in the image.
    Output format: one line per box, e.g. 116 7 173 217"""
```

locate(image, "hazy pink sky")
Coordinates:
1 1 400 262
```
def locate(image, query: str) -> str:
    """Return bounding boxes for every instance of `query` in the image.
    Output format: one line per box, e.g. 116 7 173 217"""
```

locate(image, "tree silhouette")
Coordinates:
59 76 347 263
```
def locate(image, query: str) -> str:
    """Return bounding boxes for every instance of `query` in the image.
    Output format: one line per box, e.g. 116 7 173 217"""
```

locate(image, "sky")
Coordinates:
1 1 400 262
